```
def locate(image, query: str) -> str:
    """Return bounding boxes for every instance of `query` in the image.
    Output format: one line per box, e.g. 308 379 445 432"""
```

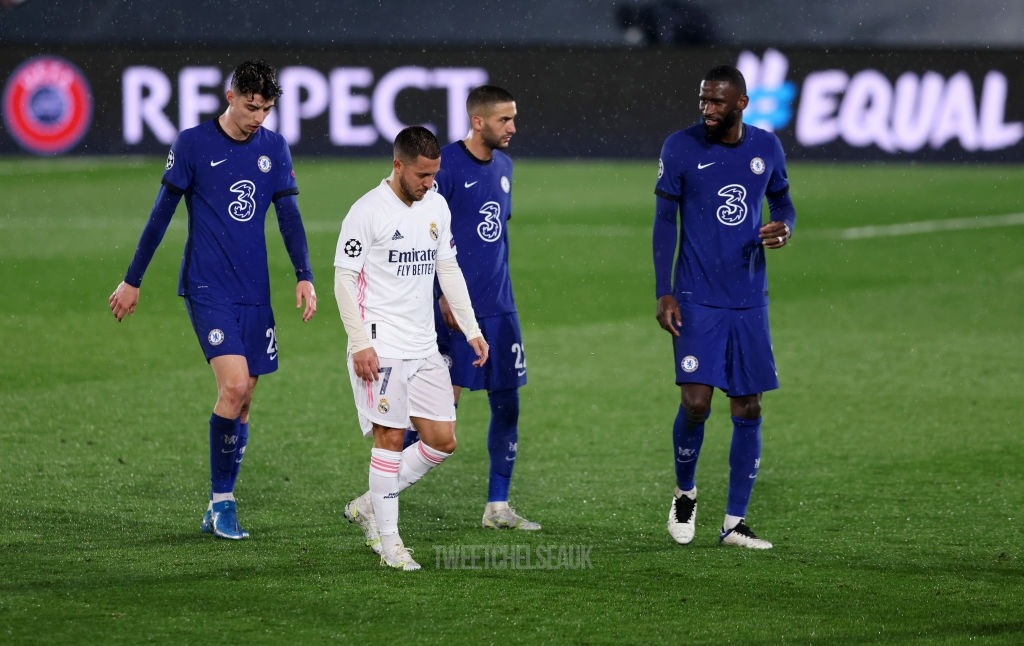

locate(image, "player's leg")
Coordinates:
718 395 771 549
482 387 540 530
404 416 456 489
668 383 712 544
486 388 518 502
399 353 457 493
346 356 440 569
202 354 253 539
342 354 399 556
475 314 538 529
402 384 460 449
718 306 776 549
370 424 419 570
403 306 458 450
225 304 276 512
227 377 255 501
667 302 726 545
186 295 257 540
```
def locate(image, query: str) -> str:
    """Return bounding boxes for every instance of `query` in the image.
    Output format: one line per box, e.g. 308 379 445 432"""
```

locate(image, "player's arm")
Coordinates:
760 187 795 249
333 266 378 381
109 184 182 321
436 294 458 330
760 137 796 250
274 193 317 321
436 257 488 367
653 194 682 336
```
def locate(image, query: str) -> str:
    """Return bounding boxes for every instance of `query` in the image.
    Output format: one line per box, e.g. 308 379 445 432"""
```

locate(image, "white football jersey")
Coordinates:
335 178 457 358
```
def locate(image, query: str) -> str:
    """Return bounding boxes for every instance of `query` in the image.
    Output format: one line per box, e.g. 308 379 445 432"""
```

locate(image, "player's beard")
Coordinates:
482 127 509 150
398 174 426 203
703 109 740 141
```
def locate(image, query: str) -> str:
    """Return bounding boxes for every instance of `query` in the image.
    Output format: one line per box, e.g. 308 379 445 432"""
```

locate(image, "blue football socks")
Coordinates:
672 404 706 491
726 416 762 518
228 420 248 491
486 389 520 502
209 413 240 494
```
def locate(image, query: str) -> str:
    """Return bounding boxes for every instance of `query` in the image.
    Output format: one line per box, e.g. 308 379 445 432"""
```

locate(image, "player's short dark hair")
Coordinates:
230 59 282 100
393 126 441 162
704 65 746 96
467 85 515 115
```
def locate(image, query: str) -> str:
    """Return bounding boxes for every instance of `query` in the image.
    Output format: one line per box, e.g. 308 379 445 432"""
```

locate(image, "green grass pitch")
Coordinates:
1 156 1023 644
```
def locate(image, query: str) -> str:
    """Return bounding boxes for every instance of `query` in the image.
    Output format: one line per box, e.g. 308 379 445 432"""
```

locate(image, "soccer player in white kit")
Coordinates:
334 126 489 571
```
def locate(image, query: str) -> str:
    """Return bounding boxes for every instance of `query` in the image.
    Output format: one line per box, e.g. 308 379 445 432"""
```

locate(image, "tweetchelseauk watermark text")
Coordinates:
432 544 593 570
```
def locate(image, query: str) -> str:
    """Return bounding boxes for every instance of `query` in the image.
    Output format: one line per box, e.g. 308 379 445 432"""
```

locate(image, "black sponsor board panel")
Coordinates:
2 46 1022 161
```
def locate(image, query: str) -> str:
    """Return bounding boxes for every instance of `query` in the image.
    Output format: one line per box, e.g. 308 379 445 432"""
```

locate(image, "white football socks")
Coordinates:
398 440 450 492
675 486 696 501
369 448 401 537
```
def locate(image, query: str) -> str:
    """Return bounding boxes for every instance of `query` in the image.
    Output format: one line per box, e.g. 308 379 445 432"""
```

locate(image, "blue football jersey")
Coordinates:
434 141 516 318
162 119 299 305
655 123 790 309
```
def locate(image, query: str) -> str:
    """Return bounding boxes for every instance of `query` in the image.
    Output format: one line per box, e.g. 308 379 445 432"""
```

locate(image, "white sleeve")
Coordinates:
435 256 482 340
333 266 372 353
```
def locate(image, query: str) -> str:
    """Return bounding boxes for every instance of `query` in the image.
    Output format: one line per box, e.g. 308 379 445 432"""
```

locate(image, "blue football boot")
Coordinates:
206 500 249 540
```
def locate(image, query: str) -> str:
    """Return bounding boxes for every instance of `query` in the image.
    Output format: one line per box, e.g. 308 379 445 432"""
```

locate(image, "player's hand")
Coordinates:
296 280 317 322
760 221 791 249
468 336 489 367
438 294 458 329
109 281 140 322
352 346 380 382
656 294 682 337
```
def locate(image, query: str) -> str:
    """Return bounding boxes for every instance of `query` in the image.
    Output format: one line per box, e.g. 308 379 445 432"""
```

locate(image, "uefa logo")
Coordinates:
2 56 93 155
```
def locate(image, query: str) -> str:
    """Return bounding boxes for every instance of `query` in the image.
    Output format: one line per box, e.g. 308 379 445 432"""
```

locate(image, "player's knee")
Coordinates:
429 436 457 454
488 389 520 426
217 378 249 412
731 396 762 420
681 394 711 423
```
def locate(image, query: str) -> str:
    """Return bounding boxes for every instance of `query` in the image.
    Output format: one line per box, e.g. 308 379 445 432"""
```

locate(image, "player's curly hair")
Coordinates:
704 65 746 96
393 125 441 162
230 59 282 100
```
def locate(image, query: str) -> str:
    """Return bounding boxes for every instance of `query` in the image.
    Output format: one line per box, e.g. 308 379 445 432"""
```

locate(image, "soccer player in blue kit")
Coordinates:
402 85 540 530
108 60 317 540
653 65 795 549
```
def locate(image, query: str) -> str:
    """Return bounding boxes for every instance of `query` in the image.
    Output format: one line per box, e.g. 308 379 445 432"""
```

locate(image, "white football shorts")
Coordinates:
347 351 456 437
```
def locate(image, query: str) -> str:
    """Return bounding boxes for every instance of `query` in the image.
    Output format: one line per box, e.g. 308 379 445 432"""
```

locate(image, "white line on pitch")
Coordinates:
815 212 1024 240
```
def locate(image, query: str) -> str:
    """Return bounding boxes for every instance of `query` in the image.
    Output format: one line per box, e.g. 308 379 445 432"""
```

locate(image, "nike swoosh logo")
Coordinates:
211 159 227 167
697 162 715 169
221 449 234 454
464 181 478 188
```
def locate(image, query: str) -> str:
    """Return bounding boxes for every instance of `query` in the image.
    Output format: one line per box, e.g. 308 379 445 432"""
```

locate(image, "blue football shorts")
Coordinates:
436 310 527 392
671 301 778 396
184 294 278 376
